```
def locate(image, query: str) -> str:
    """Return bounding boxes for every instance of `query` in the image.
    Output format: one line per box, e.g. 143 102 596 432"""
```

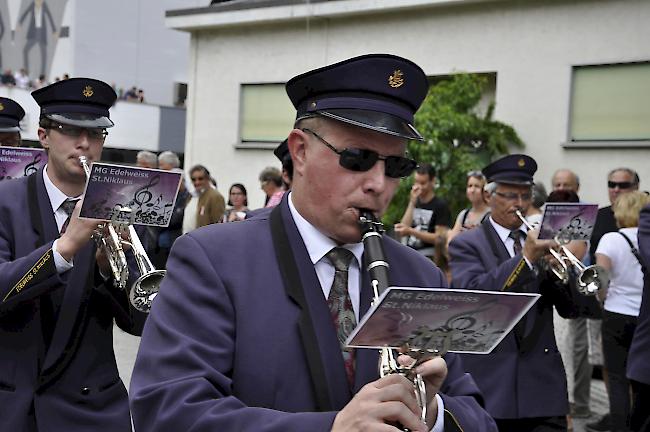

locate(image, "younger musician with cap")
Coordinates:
0 96 26 147
0 78 146 431
130 54 496 431
449 154 585 431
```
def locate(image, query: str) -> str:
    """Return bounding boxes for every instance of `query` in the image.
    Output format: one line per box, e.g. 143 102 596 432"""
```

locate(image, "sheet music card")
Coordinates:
346 287 539 355
80 163 182 227
0 147 47 181
538 203 598 241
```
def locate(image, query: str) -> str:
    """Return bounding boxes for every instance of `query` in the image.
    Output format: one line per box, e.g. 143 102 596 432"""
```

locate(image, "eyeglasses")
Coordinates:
494 191 532 201
608 181 634 189
301 128 417 179
52 124 108 141
467 170 485 178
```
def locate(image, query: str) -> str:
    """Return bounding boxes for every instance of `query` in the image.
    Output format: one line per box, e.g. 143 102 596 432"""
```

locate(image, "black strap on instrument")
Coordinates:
619 231 647 274
27 173 45 247
269 205 333 412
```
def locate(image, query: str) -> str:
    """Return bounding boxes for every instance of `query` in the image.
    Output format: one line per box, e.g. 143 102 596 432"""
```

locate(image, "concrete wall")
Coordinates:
71 0 201 106
177 0 650 209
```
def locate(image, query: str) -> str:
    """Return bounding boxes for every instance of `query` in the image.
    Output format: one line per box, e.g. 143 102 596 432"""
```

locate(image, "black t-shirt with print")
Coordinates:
406 196 452 250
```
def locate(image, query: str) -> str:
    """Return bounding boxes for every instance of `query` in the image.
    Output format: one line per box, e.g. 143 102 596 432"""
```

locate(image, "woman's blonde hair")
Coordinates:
613 191 650 228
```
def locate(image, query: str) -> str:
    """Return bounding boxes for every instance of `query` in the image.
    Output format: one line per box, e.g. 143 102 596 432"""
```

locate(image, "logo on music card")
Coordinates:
389 70 404 88
83 86 94 98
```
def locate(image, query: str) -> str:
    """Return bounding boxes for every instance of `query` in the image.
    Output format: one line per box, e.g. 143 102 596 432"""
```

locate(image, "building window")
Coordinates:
239 83 295 146
568 62 650 146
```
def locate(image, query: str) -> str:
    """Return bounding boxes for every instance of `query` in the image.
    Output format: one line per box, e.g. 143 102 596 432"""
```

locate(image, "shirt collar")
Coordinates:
287 192 364 267
489 215 527 244
42 164 82 212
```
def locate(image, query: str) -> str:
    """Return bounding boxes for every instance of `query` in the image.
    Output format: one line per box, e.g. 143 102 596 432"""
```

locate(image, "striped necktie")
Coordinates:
59 199 79 234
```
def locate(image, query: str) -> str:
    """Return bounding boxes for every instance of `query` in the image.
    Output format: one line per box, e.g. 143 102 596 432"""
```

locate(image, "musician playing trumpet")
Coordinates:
130 54 496 432
0 78 146 431
449 155 593 432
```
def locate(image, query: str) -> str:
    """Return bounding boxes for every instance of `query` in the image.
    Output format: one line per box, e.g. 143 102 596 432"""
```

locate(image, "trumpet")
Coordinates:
359 211 428 431
515 210 606 296
79 156 165 312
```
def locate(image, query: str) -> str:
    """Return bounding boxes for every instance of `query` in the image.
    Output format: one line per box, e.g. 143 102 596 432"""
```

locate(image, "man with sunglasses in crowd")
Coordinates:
130 54 496 432
585 167 640 432
0 78 146 431
448 155 591 431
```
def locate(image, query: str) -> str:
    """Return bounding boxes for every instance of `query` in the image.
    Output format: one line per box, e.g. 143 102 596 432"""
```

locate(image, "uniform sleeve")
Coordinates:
129 234 336 432
439 353 498 431
0 236 65 315
448 235 536 292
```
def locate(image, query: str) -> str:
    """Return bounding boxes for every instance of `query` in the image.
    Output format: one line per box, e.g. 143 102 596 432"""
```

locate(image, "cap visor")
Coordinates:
316 109 423 141
0 126 21 133
47 113 114 128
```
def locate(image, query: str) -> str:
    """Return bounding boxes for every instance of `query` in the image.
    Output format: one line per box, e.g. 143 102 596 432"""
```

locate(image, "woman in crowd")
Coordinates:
446 171 490 246
595 191 650 432
259 166 285 208
224 183 249 222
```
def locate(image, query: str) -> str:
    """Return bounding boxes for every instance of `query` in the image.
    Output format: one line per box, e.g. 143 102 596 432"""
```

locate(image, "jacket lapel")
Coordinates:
34 168 95 384
273 199 352 410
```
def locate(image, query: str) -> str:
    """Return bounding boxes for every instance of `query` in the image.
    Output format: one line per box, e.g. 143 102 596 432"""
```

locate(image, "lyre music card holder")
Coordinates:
79 162 182 227
538 203 598 241
346 287 539 355
0 147 47 181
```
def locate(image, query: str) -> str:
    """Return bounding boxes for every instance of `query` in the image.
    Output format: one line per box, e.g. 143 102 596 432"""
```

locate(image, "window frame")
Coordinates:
564 60 650 149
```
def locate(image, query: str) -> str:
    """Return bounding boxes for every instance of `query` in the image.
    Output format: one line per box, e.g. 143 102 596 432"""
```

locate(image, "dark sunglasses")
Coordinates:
52 123 108 141
607 181 634 189
301 128 417 179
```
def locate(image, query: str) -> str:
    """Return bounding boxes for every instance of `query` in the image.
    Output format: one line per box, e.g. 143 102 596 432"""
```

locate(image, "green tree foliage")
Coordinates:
383 73 524 226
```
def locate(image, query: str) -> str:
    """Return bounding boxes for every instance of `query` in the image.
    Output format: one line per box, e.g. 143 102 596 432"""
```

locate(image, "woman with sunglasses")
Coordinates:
446 171 490 246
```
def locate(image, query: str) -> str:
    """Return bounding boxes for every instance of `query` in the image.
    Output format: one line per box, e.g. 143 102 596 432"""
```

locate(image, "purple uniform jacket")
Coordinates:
628 204 650 384
448 221 576 420
130 196 497 431
0 169 145 432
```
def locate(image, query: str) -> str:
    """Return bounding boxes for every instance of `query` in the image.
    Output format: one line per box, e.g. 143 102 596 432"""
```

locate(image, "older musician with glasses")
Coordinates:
130 54 496 432
0 78 146 431
448 154 591 432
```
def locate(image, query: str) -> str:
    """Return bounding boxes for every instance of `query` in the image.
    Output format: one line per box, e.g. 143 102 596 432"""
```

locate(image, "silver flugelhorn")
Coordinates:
359 210 428 431
79 156 165 312
515 210 606 296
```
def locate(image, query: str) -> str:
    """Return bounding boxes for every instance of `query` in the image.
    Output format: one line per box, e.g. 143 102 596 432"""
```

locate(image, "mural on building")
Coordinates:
0 0 69 80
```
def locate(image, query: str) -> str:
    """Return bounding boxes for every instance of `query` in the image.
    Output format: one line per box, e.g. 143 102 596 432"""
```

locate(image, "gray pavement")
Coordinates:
114 325 610 430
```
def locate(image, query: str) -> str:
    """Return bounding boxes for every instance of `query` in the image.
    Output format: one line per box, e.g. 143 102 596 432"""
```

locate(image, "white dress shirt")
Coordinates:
43 164 80 272
287 192 444 431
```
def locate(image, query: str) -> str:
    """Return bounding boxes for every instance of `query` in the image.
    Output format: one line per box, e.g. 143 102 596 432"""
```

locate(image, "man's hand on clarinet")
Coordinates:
398 354 448 428
332 374 429 432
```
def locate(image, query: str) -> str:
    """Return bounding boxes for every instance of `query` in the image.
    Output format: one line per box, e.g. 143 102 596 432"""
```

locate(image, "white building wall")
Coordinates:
177 0 650 209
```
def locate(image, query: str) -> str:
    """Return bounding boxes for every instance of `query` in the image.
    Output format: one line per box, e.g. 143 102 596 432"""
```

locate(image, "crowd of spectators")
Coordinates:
0 69 146 103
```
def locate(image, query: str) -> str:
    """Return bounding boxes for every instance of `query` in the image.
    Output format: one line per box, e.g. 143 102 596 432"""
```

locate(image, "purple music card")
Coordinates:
346 287 539 355
80 163 182 227
0 147 47 181
538 203 598 241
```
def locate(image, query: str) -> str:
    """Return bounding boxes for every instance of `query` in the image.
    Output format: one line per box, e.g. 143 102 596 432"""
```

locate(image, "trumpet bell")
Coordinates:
129 270 166 313
578 265 608 296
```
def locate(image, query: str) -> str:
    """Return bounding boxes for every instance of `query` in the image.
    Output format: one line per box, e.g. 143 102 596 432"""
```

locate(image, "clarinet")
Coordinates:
358 210 428 431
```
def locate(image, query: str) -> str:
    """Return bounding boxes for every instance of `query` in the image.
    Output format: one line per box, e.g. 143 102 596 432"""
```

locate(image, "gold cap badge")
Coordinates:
388 70 404 88
0 103 4 111
82 86 94 98
518 158 525 167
